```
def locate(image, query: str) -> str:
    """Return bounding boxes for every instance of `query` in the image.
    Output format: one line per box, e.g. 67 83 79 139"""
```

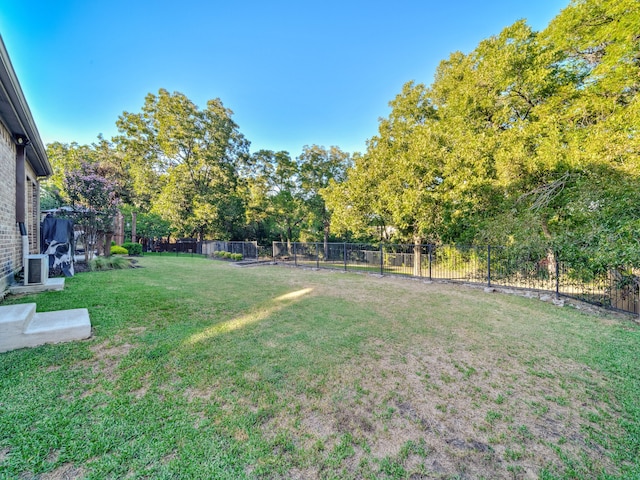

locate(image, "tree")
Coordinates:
325 83 442 275
243 149 305 246
298 145 351 256
120 205 171 250
63 162 119 261
327 0 640 277
116 89 250 240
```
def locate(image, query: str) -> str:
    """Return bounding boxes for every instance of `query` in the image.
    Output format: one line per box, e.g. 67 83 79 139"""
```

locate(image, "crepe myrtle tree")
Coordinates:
64 162 120 261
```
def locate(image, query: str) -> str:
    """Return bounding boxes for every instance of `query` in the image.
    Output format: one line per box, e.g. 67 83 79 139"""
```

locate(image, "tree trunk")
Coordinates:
413 235 422 277
104 232 113 257
96 231 105 257
131 212 137 244
85 228 96 262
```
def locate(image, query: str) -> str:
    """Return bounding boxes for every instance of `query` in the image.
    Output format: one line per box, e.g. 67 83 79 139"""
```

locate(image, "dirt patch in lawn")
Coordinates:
87 341 135 381
39 463 85 480
263 330 620 478
0 447 10 463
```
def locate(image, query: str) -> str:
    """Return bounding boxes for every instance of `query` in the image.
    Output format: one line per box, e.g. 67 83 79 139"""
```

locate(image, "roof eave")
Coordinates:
0 35 52 178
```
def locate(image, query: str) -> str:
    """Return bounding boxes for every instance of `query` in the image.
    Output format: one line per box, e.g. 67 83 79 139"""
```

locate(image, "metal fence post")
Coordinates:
272 241 275 261
344 242 347 271
380 243 384 275
487 245 491 287
428 244 432 280
316 242 319 268
294 242 297 266
555 255 560 300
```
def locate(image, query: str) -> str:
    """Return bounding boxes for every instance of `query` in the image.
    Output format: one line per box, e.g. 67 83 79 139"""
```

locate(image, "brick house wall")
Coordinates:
0 122 42 293
0 121 19 292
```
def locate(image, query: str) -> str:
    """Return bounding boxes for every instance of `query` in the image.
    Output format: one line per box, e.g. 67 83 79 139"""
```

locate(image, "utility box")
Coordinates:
24 254 49 285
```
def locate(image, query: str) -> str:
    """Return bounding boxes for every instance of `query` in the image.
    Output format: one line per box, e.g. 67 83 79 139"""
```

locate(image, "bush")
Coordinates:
212 251 242 261
90 256 129 271
122 242 143 256
111 245 128 255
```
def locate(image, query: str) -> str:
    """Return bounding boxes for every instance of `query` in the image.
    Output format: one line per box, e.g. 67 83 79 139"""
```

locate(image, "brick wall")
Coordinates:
0 122 19 292
0 123 42 293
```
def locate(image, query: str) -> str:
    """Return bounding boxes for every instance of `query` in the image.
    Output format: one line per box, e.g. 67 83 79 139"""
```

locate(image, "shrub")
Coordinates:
122 242 143 256
90 256 129 271
111 245 128 255
212 251 242 261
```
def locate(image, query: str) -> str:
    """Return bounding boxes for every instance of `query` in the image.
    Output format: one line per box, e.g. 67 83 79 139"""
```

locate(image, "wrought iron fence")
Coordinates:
272 242 640 316
152 240 206 256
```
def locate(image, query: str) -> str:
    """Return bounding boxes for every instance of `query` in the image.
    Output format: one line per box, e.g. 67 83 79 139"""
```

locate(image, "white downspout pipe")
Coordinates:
19 221 29 266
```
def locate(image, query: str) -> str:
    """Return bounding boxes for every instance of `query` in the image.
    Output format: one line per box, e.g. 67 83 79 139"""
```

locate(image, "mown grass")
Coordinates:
0 256 639 479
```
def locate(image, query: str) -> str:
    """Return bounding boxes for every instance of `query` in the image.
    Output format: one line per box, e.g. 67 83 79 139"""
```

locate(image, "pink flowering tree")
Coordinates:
64 162 120 261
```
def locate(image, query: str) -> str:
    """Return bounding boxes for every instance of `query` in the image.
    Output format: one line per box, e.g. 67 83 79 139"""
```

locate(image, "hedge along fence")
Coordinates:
272 242 640 316
212 251 243 261
202 241 258 259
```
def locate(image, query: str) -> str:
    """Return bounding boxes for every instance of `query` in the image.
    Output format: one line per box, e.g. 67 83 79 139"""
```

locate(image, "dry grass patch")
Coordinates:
244 267 633 478
39 463 85 480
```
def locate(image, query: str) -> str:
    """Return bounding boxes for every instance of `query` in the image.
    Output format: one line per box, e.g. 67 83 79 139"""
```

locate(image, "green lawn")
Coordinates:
1 256 639 479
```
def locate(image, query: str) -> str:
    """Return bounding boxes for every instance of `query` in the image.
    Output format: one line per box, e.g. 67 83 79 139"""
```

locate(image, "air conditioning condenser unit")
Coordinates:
24 254 49 285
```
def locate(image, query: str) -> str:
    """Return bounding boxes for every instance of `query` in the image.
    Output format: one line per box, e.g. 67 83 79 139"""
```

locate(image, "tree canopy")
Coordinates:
43 0 639 271
326 0 640 269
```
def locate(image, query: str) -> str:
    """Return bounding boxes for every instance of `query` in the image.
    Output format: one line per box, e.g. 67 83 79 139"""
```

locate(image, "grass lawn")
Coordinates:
1 255 639 479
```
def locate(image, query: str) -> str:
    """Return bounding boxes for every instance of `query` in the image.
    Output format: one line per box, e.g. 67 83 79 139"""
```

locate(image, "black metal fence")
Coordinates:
272 242 640 316
152 240 206 256
150 240 259 259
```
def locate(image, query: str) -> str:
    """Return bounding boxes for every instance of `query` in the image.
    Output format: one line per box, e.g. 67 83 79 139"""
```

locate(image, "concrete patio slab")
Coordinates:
9 278 65 295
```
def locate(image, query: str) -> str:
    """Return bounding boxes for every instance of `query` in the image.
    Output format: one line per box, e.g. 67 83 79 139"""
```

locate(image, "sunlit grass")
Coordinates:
185 287 314 345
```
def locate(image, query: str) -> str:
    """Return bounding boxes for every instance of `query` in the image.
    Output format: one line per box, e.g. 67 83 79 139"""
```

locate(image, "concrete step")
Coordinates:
0 306 91 353
0 303 37 337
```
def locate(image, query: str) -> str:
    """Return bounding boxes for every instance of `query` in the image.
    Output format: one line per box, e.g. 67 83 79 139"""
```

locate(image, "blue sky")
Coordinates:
1 0 567 156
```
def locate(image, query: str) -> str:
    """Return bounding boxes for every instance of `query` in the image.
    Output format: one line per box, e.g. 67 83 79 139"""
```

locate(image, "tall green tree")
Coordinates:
325 83 444 275
298 145 351 255
327 0 640 274
244 149 305 245
116 89 250 240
